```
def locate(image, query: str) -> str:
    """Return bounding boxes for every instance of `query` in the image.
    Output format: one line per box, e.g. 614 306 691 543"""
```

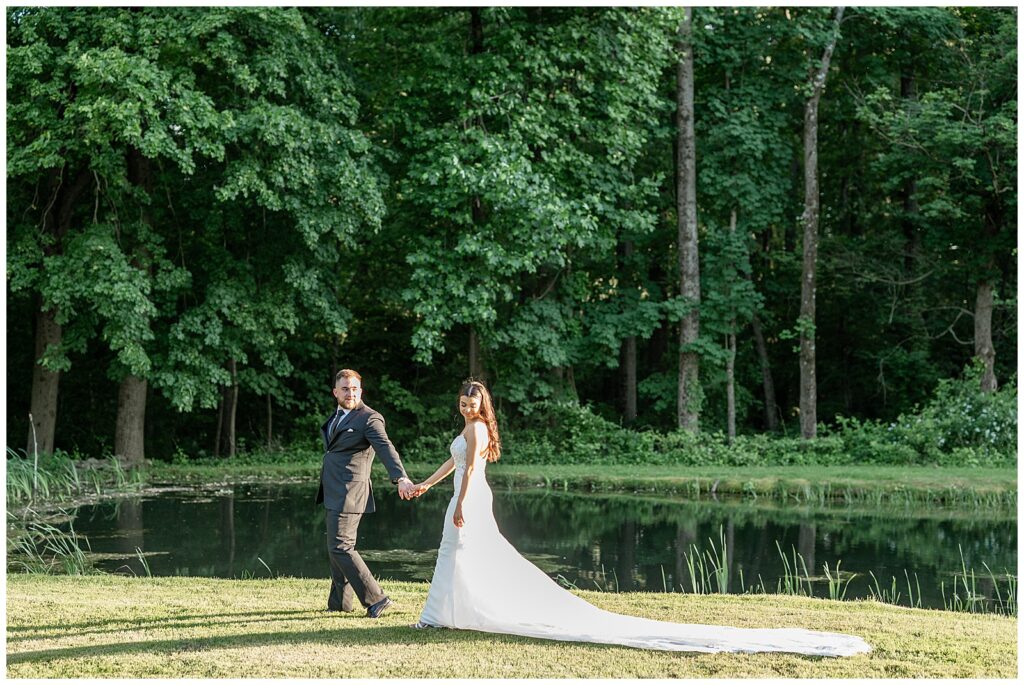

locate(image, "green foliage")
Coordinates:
832 361 1017 467
6 6 1017 459
491 361 1015 468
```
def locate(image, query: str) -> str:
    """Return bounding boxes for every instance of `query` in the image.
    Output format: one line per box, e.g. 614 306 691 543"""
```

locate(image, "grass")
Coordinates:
143 460 1017 506
7 516 95 576
7 451 144 507
5 574 1016 678
485 463 1018 506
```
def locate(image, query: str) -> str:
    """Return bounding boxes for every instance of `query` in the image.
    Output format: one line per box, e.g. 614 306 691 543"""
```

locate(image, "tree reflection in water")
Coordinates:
67 483 1016 609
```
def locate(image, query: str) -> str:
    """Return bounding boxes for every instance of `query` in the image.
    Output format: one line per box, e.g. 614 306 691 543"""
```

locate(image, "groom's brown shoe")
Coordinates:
367 597 393 619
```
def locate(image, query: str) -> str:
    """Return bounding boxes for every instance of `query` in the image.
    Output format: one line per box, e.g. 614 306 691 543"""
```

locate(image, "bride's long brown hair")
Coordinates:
460 379 501 462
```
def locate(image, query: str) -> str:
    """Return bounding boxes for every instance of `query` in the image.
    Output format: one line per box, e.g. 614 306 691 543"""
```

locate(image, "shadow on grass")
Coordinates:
4 610 311 634
7 623 645 667
5 609 316 643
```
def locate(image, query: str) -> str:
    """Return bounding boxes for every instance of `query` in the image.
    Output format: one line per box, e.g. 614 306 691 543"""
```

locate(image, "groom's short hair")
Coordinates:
334 369 362 386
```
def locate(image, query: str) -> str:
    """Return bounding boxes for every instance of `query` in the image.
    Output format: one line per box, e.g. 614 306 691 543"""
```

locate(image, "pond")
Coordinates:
68 481 1016 611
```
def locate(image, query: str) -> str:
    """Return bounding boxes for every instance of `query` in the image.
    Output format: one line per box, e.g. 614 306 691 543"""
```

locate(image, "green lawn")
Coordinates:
487 463 1018 498
6 575 1016 678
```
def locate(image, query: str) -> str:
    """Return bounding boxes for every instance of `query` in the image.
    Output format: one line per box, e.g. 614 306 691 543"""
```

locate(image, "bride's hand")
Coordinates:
453 504 465 528
413 483 429 497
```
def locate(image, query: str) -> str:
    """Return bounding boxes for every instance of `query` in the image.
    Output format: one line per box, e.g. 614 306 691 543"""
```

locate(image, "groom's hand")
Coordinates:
397 478 415 500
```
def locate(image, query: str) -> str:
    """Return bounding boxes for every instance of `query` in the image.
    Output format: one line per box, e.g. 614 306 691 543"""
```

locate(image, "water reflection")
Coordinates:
69 483 1016 610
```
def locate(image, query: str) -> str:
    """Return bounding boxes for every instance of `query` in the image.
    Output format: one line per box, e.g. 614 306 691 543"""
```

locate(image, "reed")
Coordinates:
867 571 901 605
675 535 1015 617
904 569 922 609
6 451 143 506
934 544 1016 616
8 516 94 575
681 525 729 594
822 560 856 601
135 547 152 577
774 541 813 596
556 574 580 590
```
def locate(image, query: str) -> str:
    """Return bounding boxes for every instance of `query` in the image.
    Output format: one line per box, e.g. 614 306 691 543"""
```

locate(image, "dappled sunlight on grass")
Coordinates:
6 575 1016 677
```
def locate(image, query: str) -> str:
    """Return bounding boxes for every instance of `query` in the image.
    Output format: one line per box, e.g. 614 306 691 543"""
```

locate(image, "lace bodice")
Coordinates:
450 433 487 471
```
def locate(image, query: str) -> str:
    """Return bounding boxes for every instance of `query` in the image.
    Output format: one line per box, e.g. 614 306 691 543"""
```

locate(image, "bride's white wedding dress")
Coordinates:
416 433 871 656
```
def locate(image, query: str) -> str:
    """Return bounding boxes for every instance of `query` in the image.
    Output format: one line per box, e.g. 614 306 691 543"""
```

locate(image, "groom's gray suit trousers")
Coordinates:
326 510 386 611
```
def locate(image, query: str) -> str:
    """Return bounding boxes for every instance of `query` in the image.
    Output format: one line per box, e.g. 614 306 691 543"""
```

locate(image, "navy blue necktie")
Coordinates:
328 409 344 439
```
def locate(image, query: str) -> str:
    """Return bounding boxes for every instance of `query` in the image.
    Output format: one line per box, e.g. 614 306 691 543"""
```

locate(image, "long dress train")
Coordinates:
416 434 871 657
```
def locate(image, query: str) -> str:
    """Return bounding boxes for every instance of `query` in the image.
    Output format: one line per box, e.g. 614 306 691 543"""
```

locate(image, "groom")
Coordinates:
316 368 417 618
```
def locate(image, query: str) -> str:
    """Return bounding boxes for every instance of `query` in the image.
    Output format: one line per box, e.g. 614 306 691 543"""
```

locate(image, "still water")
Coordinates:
70 482 1016 610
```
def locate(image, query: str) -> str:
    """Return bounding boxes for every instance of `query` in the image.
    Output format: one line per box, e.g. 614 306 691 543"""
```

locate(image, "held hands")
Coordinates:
397 478 417 500
398 478 429 500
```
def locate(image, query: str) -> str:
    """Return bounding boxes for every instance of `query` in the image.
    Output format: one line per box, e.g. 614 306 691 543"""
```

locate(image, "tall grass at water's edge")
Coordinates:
7 448 143 506
562 525 1018 618
7 448 147 577
7 514 94 575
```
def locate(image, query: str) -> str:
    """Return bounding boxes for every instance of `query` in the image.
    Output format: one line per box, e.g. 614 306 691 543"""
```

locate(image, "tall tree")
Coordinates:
675 8 701 431
8 7 383 461
21 171 91 455
797 6 845 439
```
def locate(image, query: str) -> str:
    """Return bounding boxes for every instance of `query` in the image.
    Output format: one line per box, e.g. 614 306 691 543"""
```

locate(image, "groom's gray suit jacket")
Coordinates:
315 402 408 513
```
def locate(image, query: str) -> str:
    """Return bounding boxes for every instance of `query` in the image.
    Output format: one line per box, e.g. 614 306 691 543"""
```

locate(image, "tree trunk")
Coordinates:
25 167 91 456
725 210 738 442
675 8 701 431
900 67 921 273
974 280 997 392
115 375 148 466
620 240 637 423
551 366 565 401
27 302 62 456
116 148 154 462
227 358 238 458
330 334 339 387
266 393 273 449
469 327 484 379
214 394 224 458
621 336 637 423
750 313 779 431
798 7 844 440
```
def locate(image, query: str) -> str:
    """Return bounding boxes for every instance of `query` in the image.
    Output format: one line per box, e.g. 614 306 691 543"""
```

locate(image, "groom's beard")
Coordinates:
340 398 358 409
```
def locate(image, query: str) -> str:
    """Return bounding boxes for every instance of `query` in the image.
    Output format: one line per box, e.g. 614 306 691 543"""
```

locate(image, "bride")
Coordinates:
409 380 871 657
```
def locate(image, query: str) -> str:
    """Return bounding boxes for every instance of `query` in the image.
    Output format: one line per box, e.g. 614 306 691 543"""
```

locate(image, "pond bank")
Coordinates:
143 461 1017 506
6 575 1015 678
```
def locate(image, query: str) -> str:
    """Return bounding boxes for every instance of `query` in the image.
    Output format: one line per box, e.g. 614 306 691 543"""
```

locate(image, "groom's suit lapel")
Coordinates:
336 403 361 432
324 403 364 449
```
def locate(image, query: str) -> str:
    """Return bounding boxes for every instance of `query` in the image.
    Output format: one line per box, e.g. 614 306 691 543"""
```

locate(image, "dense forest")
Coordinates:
6 6 1017 462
